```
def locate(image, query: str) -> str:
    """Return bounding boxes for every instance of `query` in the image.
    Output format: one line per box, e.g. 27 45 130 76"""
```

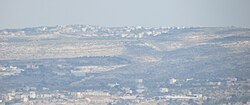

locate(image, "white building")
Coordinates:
29 91 36 99
169 78 177 84
160 88 169 93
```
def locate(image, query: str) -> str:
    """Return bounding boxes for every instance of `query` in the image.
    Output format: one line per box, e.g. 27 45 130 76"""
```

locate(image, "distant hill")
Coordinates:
0 25 250 93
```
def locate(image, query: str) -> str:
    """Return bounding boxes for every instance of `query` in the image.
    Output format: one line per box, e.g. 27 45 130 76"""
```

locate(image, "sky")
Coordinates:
0 0 250 29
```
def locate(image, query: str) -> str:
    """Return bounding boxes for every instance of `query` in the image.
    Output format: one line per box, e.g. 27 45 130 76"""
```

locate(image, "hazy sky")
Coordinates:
1 0 250 29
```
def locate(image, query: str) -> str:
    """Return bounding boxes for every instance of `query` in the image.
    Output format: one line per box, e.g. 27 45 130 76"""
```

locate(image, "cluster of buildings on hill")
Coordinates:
0 25 189 39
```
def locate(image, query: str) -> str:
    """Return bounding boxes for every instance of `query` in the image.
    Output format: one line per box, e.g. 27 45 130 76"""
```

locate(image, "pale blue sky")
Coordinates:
0 0 250 29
